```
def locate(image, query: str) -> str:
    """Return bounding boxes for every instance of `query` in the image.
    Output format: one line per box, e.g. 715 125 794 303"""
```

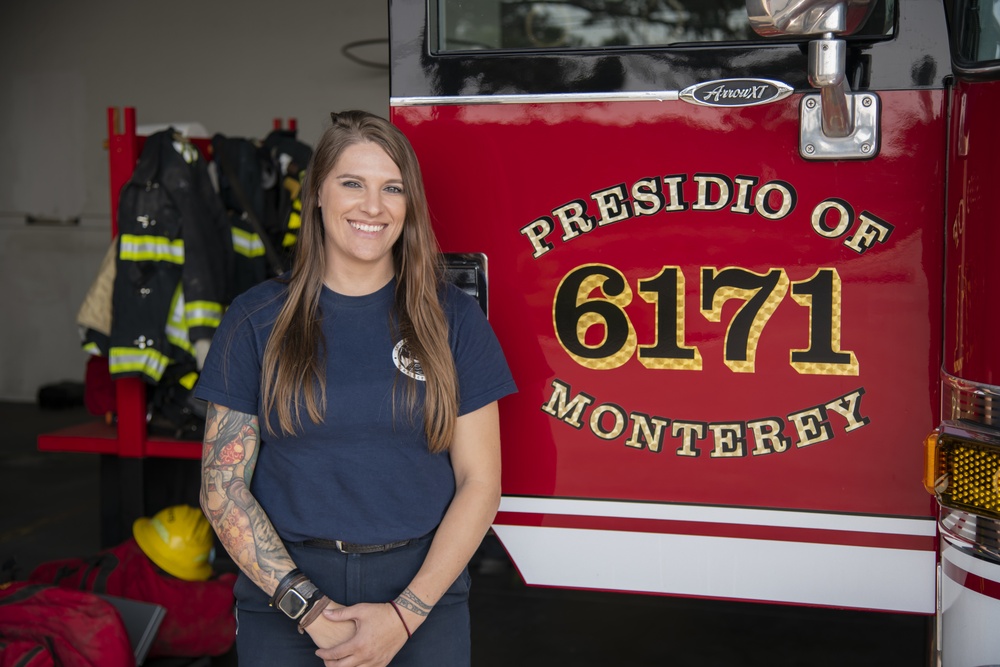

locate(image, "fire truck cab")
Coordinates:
388 1 1000 663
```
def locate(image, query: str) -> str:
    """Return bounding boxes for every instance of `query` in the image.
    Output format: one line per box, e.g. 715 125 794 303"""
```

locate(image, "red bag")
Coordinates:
0 639 56 667
29 539 236 658
0 582 133 667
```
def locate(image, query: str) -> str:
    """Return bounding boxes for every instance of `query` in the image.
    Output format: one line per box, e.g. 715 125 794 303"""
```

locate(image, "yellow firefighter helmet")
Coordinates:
133 504 214 581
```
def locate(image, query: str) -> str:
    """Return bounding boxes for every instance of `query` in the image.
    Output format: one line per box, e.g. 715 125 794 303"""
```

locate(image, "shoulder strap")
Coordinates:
79 552 120 593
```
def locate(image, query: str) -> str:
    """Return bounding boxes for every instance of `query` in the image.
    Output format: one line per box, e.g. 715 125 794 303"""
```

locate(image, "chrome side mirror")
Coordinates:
746 0 880 159
746 0 874 37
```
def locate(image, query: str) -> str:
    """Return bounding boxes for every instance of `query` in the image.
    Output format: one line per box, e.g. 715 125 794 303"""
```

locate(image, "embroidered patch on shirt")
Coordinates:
392 340 426 381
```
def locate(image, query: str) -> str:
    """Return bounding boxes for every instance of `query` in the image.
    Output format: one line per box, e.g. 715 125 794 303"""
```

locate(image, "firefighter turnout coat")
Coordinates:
110 129 233 383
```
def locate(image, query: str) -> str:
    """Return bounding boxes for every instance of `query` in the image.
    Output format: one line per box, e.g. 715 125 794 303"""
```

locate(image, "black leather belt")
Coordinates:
299 538 411 554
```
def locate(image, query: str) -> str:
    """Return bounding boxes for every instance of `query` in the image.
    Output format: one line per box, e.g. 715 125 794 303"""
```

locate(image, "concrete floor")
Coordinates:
1 401 931 666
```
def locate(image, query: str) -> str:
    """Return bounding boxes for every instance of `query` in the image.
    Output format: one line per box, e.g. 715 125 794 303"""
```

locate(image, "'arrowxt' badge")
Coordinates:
680 78 793 107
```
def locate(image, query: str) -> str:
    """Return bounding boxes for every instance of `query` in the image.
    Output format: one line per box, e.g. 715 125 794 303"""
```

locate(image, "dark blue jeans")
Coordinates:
233 532 471 666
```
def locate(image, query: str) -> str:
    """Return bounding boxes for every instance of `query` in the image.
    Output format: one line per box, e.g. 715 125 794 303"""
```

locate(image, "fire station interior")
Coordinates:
1 0 937 665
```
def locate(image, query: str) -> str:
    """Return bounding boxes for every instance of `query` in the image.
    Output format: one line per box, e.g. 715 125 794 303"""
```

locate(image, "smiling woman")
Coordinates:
319 141 407 294
193 110 517 667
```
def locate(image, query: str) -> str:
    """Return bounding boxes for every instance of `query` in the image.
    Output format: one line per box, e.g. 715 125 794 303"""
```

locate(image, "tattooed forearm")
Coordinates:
201 402 295 594
394 588 434 617
228 478 290 576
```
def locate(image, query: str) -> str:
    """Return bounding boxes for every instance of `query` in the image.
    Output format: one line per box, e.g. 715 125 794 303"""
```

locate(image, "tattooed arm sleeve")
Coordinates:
200 402 295 596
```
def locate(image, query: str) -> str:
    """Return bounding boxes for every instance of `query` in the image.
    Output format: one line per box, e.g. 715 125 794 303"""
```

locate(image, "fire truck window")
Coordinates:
953 0 1000 64
430 0 894 53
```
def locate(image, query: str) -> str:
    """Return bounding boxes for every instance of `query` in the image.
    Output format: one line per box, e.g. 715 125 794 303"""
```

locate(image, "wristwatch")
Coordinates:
276 579 321 621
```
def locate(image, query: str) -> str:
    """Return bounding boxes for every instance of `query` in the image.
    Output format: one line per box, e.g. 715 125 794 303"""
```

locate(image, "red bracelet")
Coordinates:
389 600 411 639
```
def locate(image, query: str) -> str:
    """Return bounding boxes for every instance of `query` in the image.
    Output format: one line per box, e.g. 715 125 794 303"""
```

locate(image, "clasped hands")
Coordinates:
305 600 409 667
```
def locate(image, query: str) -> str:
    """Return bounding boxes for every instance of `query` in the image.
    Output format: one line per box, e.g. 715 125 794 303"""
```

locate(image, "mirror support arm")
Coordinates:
800 28 879 160
809 33 853 138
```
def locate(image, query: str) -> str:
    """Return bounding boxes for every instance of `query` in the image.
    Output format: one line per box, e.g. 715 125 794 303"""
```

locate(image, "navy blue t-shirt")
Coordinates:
193 277 516 544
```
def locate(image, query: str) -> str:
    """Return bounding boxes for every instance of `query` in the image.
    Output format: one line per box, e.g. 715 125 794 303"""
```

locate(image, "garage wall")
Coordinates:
0 0 389 401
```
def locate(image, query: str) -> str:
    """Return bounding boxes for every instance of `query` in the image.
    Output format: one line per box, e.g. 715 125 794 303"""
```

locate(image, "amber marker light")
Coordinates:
923 430 942 496
930 422 1000 520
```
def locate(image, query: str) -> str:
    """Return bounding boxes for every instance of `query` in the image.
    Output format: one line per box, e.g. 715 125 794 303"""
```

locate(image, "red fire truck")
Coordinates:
388 0 1000 664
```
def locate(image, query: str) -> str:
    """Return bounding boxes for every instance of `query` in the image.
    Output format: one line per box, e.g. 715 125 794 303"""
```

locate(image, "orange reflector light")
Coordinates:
923 430 941 496
931 422 1000 520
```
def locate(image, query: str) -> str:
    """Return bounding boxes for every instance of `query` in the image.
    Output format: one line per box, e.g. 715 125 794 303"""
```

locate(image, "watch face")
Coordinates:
277 589 308 619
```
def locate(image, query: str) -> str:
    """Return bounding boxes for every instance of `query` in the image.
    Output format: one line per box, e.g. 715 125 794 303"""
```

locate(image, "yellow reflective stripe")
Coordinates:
179 372 199 390
232 227 266 258
82 342 102 356
168 282 185 322
120 234 185 264
165 284 194 354
164 285 195 354
166 330 194 355
283 174 302 249
109 346 170 382
185 300 223 328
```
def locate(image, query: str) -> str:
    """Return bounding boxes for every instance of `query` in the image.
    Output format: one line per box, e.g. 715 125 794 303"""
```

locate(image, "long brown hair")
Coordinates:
260 111 458 453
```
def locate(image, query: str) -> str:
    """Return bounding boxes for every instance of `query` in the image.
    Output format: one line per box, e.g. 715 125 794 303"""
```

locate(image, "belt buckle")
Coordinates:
334 540 348 553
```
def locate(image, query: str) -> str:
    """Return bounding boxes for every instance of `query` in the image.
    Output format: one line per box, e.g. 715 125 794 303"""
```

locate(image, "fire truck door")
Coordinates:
390 0 949 613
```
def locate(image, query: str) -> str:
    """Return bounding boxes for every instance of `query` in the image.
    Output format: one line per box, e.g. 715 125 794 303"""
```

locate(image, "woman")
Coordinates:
195 110 516 666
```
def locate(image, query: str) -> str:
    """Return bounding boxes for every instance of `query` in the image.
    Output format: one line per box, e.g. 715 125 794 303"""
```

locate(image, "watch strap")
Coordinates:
289 579 320 605
269 569 307 608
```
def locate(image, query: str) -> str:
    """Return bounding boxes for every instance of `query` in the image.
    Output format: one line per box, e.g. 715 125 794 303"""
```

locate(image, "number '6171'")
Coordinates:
553 264 858 376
